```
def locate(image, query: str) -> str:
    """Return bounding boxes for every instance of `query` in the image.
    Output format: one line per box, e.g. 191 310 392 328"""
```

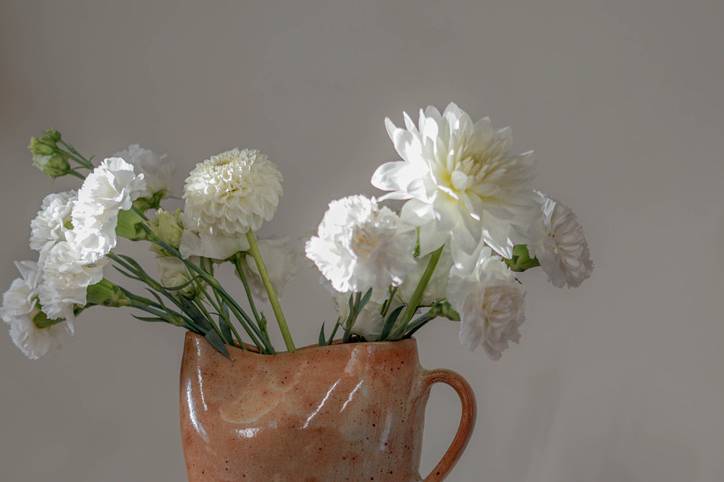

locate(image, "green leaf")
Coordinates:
132 315 167 323
327 319 342 345
318 322 327 346
218 318 233 344
358 288 373 313
205 330 230 358
380 305 405 341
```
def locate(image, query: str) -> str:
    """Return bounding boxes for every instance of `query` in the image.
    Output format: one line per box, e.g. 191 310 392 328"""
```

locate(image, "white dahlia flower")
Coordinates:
1 261 69 359
37 241 106 322
69 157 147 263
114 144 174 196
529 192 593 288
306 195 416 298
372 103 537 256
447 242 525 360
239 237 300 299
184 148 282 237
30 190 77 251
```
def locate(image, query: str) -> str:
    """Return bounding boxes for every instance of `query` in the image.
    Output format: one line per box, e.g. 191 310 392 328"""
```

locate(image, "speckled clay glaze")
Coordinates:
180 332 475 482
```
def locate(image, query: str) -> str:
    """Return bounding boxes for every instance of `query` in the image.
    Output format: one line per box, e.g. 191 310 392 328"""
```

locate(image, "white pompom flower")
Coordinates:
114 144 174 196
529 192 593 288
447 242 526 360
69 157 147 263
372 103 537 256
37 241 106 322
306 195 416 299
1 261 70 359
184 148 282 237
30 190 77 252
239 237 300 299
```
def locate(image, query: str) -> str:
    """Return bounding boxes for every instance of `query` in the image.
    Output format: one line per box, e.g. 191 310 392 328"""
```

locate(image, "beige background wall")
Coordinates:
1 1 723 481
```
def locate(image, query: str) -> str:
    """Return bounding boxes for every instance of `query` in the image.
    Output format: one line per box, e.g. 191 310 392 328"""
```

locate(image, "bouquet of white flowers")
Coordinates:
2 103 592 361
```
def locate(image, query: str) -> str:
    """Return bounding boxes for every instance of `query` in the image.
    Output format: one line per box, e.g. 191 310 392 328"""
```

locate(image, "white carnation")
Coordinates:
238 237 300 299
114 144 174 196
529 192 593 288
305 195 416 299
1 261 69 359
372 103 537 256
30 191 76 251
69 157 147 263
447 242 525 360
37 241 106 322
183 148 282 237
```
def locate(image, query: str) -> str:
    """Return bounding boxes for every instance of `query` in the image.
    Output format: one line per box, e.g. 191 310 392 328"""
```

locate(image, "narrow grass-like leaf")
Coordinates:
132 315 166 323
380 305 405 341
327 319 342 345
204 330 230 358
318 322 327 346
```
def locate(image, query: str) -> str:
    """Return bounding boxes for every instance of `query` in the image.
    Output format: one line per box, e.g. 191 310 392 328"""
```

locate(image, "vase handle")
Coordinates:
421 369 477 482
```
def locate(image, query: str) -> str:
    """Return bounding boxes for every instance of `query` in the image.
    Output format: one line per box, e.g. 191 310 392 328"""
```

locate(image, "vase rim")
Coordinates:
184 331 418 357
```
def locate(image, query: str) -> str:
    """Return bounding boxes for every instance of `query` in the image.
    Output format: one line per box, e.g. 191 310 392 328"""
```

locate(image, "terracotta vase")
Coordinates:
179 332 476 482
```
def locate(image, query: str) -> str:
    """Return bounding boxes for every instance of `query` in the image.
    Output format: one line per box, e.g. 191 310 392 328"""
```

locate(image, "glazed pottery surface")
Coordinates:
180 333 475 482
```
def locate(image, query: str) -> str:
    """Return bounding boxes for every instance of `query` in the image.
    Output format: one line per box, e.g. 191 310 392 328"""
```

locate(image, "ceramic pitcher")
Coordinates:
180 332 476 481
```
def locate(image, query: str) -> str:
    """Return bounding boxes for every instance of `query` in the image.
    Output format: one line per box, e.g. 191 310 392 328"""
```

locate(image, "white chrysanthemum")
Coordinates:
372 103 537 256
306 195 416 298
529 192 593 288
1 261 69 359
30 191 77 251
114 144 174 196
37 241 106 322
447 242 525 360
239 237 300 299
184 148 282 237
69 157 147 263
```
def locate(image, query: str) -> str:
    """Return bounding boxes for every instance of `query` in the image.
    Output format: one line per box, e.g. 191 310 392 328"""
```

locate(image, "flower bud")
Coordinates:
32 153 71 178
86 279 130 307
28 137 56 156
149 209 184 254
43 129 61 143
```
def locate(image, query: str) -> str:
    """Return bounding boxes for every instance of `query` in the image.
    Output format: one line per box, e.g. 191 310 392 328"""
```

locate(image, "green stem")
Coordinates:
233 255 262 323
138 226 273 353
58 141 93 169
68 169 85 180
391 245 444 338
245 231 296 352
